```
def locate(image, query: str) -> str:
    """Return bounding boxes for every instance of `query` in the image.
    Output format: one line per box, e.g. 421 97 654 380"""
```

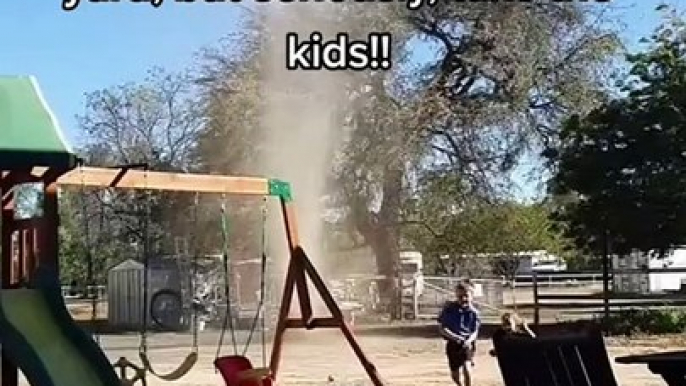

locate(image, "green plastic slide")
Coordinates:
0 268 121 386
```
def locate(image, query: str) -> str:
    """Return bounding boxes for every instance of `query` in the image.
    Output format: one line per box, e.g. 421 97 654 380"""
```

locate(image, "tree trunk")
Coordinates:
368 226 401 318
350 167 403 318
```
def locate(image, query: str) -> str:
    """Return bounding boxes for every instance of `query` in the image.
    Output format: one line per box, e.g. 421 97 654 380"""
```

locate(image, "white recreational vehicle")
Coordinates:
516 250 568 274
399 251 424 296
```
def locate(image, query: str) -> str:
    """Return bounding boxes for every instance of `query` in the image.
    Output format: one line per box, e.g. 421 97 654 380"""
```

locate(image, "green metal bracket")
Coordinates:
268 179 293 202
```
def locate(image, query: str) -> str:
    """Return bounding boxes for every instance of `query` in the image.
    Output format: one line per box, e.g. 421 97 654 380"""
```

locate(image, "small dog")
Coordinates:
489 312 536 357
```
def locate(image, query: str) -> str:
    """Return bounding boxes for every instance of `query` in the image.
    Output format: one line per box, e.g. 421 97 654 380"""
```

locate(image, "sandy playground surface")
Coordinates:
14 328 681 385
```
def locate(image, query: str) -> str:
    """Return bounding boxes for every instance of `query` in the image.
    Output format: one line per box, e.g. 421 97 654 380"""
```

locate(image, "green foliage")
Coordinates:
14 184 43 219
58 191 128 286
602 308 686 336
443 203 556 254
405 182 573 276
564 254 602 271
549 9 686 255
59 197 90 286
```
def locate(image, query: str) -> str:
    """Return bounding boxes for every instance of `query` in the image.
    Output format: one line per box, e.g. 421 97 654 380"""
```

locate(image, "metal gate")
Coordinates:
405 276 505 319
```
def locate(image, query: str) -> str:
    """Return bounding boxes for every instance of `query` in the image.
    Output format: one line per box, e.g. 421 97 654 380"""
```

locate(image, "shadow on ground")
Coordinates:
353 320 599 339
76 318 600 343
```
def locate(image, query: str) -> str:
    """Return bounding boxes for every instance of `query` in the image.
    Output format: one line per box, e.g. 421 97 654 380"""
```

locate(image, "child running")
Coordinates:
489 312 536 357
438 282 481 386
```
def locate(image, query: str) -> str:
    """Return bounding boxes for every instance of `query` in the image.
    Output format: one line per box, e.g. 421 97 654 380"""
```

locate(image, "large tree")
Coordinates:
405 191 571 278
67 68 205 283
335 2 620 291
193 4 620 315
548 9 686 256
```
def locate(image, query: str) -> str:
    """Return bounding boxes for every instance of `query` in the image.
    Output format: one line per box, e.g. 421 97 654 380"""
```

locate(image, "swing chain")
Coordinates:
216 195 239 358
243 197 269 358
260 196 268 366
139 167 151 356
113 357 147 386
78 164 101 343
106 165 197 382
215 196 270 365
135 188 200 382
190 191 200 351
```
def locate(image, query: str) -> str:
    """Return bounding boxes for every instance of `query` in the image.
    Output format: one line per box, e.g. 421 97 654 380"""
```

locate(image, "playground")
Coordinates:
0 75 682 385
0 75 389 386
0 21 686 386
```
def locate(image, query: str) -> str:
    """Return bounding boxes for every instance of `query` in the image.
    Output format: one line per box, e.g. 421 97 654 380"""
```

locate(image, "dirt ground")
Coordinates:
61 287 678 386
15 328 678 386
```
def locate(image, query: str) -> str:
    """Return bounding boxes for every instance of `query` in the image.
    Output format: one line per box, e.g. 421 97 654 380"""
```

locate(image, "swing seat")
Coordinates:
215 355 273 386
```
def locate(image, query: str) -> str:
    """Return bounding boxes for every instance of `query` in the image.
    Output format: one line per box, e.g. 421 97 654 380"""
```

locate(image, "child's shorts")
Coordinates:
446 341 475 371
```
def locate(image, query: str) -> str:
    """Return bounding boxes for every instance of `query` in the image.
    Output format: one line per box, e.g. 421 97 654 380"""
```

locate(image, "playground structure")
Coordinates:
0 76 384 386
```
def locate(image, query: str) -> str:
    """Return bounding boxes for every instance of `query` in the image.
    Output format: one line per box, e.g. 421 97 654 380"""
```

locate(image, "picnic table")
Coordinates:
616 350 686 386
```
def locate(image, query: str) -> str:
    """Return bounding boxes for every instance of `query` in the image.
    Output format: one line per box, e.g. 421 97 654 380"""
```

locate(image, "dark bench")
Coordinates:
616 350 686 386
492 328 619 386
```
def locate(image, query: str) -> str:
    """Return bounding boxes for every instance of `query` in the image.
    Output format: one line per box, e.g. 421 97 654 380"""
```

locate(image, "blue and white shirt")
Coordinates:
438 301 481 342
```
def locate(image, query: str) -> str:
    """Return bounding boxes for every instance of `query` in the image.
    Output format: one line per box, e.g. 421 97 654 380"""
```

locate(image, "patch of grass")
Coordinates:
600 308 686 336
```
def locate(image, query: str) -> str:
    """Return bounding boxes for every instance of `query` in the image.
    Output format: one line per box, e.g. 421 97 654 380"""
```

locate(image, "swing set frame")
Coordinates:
1 165 385 386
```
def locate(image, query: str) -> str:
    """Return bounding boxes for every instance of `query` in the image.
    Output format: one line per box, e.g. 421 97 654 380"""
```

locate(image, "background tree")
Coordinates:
62 68 205 284
410 200 570 277
335 2 620 296
548 8 686 256
58 190 122 288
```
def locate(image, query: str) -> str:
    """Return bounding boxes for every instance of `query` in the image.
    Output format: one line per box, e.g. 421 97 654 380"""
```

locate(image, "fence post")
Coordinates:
412 277 419 319
235 273 242 309
533 271 540 327
602 231 611 332
396 273 403 321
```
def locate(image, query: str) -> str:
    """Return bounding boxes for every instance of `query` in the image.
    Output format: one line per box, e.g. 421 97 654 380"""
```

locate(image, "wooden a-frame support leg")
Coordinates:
269 199 385 386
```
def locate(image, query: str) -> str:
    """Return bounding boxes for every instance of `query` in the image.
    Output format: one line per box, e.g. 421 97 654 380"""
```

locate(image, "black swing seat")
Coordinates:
492 326 619 386
214 355 273 386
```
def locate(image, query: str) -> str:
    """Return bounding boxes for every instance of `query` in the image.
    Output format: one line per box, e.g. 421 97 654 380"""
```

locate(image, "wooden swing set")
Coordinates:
0 76 384 386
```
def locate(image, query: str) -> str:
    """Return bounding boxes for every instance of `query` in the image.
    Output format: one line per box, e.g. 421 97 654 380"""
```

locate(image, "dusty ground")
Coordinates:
15 328 678 386
62 291 677 386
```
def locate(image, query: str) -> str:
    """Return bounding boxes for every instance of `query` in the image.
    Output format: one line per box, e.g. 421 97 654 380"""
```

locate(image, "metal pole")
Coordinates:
602 230 611 331
532 271 540 327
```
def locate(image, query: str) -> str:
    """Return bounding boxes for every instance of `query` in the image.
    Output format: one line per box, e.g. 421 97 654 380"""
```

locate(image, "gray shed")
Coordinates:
107 258 184 330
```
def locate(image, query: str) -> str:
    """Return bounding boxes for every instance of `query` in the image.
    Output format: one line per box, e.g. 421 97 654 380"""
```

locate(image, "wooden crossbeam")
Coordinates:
31 166 270 195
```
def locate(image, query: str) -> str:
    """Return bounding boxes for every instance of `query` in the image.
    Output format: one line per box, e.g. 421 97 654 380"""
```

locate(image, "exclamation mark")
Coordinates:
378 33 391 69
369 33 379 69
369 33 392 70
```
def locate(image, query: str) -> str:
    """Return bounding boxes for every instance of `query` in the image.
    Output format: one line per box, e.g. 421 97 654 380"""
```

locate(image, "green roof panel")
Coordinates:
0 76 77 170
